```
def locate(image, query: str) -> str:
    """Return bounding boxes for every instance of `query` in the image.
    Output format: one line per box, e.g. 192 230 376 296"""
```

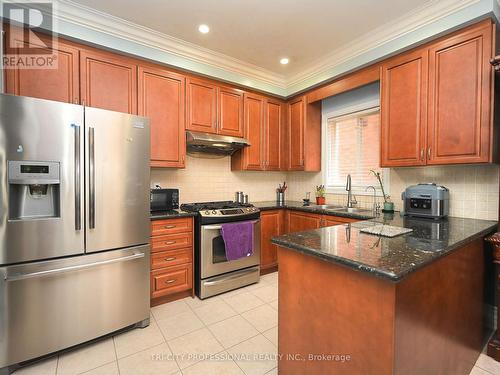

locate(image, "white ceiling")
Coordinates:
69 0 430 78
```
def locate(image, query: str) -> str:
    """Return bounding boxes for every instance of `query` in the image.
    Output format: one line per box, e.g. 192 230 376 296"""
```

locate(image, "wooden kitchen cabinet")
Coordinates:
427 21 493 164
381 49 428 167
287 211 322 233
321 215 358 227
150 217 194 304
232 93 265 170
4 27 80 104
260 210 284 271
80 49 137 114
265 98 285 170
218 86 244 137
232 95 286 171
186 78 244 136
186 77 218 133
381 19 495 167
287 96 321 171
138 66 186 168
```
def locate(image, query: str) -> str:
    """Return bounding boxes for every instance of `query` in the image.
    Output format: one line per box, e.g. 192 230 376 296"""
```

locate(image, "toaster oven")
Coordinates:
402 183 449 219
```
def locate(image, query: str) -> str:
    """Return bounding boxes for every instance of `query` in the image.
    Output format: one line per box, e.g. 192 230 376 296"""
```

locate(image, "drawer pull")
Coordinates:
165 257 176 261
165 241 176 245
164 225 176 229
165 279 176 284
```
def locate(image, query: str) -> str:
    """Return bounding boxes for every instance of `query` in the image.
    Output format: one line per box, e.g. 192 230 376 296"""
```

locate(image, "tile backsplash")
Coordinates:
151 155 287 203
152 157 499 221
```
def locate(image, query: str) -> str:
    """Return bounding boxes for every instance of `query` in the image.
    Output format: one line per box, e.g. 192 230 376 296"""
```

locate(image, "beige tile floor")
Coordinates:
11 271 500 375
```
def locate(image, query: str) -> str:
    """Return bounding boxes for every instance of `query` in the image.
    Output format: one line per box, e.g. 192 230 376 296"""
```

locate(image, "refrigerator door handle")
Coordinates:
89 127 95 229
4 252 145 282
73 124 81 231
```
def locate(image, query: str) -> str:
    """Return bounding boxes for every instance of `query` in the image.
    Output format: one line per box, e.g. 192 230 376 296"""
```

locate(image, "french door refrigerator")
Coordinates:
0 94 151 373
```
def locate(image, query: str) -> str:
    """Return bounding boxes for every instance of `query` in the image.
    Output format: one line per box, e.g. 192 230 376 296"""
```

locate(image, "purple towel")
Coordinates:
221 221 254 261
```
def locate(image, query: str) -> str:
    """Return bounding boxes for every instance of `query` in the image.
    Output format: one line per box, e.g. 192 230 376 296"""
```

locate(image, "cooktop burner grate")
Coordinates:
180 201 253 212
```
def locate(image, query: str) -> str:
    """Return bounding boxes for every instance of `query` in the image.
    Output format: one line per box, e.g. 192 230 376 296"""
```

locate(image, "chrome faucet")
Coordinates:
346 174 357 208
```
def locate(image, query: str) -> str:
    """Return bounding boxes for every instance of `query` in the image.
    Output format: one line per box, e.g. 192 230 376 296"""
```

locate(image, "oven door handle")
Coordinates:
203 220 260 231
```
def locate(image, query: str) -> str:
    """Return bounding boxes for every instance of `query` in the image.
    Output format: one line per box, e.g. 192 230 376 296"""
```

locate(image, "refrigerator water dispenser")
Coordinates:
8 161 61 220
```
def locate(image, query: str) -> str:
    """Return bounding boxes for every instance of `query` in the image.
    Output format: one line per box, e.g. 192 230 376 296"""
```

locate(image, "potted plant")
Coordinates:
370 170 394 212
315 185 326 205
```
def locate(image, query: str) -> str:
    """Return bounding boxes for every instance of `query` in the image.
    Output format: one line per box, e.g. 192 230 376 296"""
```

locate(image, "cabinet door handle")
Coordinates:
427 147 431 160
420 149 424 161
165 257 176 261
165 241 176 245
164 225 176 229
165 279 176 284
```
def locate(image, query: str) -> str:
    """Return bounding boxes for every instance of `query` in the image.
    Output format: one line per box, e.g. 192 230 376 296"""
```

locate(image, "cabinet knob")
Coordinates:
165 257 176 261
165 241 176 245
420 149 424 161
427 147 431 160
164 225 175 229
165 279 176 284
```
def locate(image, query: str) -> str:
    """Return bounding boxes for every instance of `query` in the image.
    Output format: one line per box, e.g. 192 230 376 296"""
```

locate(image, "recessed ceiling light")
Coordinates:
280 58 289 65
198 24 210 34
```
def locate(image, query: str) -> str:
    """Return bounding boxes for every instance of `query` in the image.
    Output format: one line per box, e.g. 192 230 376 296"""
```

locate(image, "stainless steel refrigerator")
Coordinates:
0 94 151 373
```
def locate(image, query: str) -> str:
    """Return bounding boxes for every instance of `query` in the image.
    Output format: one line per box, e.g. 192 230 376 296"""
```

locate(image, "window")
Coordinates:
324 106 388 195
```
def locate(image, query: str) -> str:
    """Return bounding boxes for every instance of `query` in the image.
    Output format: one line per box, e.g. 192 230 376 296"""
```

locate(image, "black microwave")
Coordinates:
150 188 179 212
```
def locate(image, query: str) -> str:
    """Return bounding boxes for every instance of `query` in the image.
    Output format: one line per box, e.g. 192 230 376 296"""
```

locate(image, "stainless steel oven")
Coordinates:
180 201 261 299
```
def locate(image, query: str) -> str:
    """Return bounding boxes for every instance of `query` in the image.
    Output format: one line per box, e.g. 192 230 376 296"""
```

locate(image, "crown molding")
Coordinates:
285 0 482 91
54 0 287 89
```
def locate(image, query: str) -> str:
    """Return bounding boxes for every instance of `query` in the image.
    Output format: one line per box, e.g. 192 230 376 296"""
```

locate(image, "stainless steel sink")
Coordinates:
330 207 372 214
317 205 344 210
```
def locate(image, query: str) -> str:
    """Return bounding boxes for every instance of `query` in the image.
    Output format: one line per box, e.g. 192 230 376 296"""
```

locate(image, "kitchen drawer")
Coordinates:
151 233 192 253
151 217 193 236
151 263 192 298
151 248 192 270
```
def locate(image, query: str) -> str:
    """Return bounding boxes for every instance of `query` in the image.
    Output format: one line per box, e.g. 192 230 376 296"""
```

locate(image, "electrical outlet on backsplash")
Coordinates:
151 158 499 221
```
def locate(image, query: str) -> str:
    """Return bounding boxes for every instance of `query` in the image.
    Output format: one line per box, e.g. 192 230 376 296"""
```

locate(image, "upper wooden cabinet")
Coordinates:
186 78 218 133
80 50 137 114
287 96 321 171
138 66 186 168
265 98 285 170
186 78 244 137
427 22 493 164
231 95 285 171
218 87 244 137
4 28 80 104
381 20 495 167
381 49 428 167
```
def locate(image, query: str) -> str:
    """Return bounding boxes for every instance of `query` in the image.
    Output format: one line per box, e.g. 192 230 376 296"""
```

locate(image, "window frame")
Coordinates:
321 99 389 197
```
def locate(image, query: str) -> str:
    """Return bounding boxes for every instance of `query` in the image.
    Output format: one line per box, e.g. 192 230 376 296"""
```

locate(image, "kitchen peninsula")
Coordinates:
272 215 497 375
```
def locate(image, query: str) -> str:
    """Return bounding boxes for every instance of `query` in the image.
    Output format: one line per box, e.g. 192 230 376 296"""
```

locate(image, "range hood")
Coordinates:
186 131 250 158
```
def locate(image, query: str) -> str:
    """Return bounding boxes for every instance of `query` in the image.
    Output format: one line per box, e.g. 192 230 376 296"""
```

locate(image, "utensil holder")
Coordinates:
276 191 285 205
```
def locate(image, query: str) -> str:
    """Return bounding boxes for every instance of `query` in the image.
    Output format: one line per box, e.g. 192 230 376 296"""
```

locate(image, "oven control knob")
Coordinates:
212 210 217 215
204 210 210 215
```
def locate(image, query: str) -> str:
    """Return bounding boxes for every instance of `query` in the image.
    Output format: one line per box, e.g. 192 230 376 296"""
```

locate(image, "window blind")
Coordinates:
325 110 384 191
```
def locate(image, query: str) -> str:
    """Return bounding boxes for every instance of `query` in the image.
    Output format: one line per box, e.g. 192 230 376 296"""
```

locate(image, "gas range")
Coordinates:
180 201 260 218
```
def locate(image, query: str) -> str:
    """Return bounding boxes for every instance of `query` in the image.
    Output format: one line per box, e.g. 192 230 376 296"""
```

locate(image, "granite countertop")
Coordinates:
252 200 376 220
150 210 197 220
272 213 497 282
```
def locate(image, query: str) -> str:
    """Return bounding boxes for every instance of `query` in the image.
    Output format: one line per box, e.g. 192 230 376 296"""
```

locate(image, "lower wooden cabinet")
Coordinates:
321 215 357 227
286 211 322 233
150 217 194 302
260 210 284 271
151 263 193 299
